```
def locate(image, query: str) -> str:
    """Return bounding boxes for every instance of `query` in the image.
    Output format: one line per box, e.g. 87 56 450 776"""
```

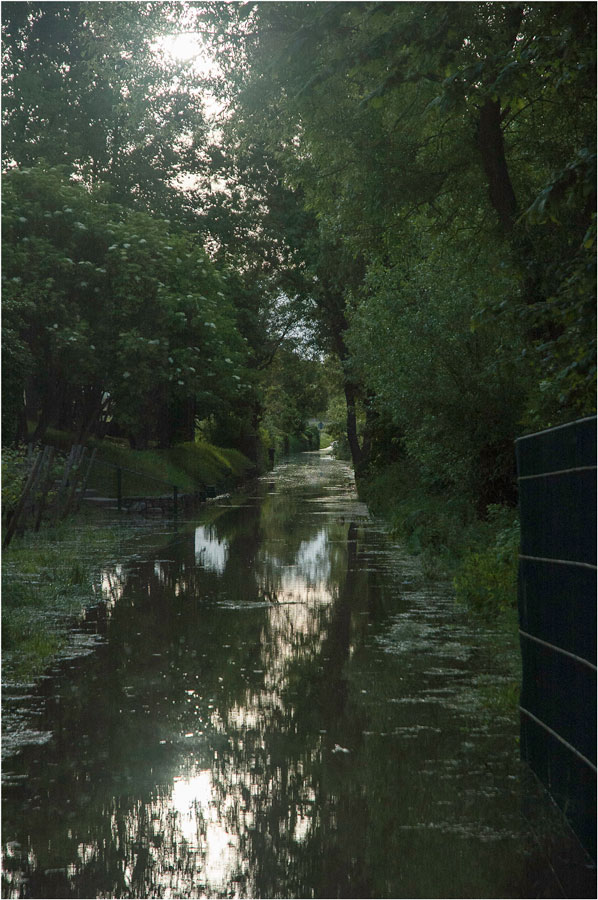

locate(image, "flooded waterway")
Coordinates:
2 453 595 898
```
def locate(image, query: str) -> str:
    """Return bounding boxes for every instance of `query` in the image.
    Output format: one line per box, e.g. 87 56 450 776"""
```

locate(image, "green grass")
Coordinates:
85 440 254 498
361 459 477 567
1 516 124 681
3 431 257 681
35 427 256 498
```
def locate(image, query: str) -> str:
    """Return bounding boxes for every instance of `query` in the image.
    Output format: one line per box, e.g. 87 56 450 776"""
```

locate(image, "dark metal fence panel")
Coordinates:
516 416 597 858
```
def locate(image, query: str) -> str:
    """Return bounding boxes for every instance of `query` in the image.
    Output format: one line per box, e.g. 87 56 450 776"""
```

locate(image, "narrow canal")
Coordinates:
2 453 594 898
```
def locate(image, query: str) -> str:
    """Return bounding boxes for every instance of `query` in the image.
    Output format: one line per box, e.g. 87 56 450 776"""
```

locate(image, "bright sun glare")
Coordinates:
156 31 223 123
161 32 206 65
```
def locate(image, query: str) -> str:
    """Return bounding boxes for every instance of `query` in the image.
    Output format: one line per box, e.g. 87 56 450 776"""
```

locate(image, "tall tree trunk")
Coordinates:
343 379 362 472
77 390 104 445
31 403 52 444
359 395 377 472
16 397 29 445
477 98 518 233
476 4 524 235
334 331 369 474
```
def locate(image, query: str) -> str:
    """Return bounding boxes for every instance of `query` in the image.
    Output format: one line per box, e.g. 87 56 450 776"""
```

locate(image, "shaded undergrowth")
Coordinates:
360 458 520 615
359 458 522 713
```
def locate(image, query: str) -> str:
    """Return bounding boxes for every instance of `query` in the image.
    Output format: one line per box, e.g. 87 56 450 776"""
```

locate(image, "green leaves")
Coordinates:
2 165 251 445
2 2 209 222
524 149 597 226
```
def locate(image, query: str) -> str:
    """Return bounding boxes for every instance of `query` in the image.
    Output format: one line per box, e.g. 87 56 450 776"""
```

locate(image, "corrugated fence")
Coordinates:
516 415 596 858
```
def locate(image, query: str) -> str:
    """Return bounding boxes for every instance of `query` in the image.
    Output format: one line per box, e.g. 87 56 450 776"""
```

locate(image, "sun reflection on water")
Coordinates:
170 770 242 886
194 525 229 575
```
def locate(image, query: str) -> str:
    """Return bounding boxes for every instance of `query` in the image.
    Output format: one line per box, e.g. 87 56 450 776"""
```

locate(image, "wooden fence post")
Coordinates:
74 447 97 512
61 446 88 519
33 446 56 532
54 445 79 524
3 449 45 548
22 445 50 529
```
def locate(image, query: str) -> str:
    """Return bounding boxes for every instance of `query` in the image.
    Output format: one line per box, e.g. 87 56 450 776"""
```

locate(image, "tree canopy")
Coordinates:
2 1 595 506
201 0 596 496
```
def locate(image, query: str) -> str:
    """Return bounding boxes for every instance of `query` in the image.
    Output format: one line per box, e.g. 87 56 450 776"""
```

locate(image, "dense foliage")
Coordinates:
204 0 596 504
2 166 250 448
2 2 596 525
2 2 328 457
1 1 207 218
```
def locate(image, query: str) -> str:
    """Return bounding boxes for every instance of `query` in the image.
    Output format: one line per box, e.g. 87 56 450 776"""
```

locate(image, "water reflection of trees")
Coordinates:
2 465 566 899
3 466 379 898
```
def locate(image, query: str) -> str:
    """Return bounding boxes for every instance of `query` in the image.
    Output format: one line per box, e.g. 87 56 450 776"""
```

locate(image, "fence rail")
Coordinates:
515 415 596 858
86 455 236 510
3 443 242 546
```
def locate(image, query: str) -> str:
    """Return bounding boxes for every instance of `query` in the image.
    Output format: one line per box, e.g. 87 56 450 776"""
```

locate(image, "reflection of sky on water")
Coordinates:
194 525 229 575
86 520 340 895
145 526 338 894
158 761 316 895
22 495 348 896
256 528 336 606
170 770 244 891
99 564 125 610
296 529 331 583
4 458 578 900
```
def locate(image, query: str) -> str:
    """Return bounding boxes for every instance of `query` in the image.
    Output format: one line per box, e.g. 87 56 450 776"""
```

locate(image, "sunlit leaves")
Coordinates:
1 2 209 222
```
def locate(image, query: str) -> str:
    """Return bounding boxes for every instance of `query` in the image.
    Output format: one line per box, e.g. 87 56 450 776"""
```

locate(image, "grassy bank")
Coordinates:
40 430 256 498
359 458 520 617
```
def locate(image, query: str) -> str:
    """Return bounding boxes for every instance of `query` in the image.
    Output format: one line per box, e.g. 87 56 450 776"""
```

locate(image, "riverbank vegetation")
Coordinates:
362 459 519 613
2 434 255 522
2 513 128 682
2 3 595 618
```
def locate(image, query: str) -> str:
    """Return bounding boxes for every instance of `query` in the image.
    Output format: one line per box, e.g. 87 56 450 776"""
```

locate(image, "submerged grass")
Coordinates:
2 431 257 683
360 458 522 715
2 513 134 682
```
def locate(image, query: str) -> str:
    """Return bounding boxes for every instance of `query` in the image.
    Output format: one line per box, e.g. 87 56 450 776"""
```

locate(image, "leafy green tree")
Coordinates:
2 2 209 221
3 0 594 496
205 0 595 499
2 165 250 448
347 235 530 510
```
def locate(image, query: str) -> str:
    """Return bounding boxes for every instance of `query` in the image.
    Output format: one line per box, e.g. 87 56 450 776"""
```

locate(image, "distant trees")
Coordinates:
261 347 329 447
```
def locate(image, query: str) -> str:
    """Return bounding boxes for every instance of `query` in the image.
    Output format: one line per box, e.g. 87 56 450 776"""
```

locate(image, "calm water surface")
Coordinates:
2 454 594 898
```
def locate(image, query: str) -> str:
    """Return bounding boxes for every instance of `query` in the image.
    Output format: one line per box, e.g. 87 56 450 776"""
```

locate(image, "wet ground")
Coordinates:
2 453 595 898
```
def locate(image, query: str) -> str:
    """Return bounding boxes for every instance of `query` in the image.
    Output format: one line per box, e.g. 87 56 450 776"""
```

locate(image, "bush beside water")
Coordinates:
360 459 520 616
453 506 520 616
